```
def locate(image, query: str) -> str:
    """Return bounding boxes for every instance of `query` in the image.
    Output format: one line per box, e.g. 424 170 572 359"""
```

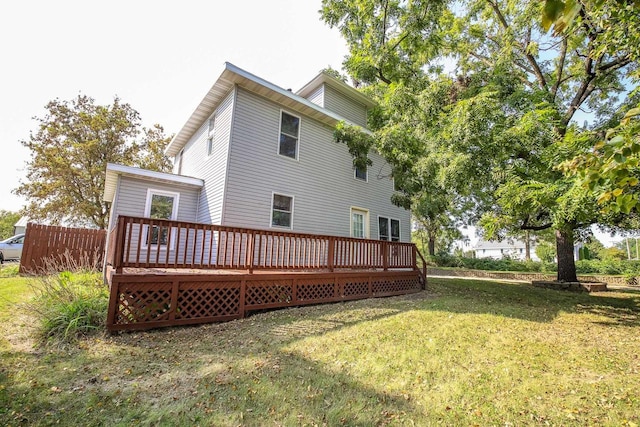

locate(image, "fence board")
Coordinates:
19 223 106 274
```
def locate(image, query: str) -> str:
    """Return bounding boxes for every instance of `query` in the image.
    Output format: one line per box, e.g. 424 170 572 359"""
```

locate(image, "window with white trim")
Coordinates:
279 111 300 159
271 193 293 228
350 207 369 238
378 217 400 241
354 164 367 181
144 189 180 246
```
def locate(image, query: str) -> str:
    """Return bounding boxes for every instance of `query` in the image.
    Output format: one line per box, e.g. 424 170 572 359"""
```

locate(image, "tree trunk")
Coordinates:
556 228 577 282
524 230 531 261
428 236 436 256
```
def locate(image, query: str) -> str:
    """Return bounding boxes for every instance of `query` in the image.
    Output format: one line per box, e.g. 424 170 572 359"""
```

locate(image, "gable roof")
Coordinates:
165 63 374 157
103 163 203 203
296 71 377 109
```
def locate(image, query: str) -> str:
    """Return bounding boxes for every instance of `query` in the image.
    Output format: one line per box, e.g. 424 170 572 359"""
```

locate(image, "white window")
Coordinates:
143 189 180 247
279 111 300 159
378 217 400 241
271 193 294 229
350 207 369 238
207 114 215 156
354 164 367 181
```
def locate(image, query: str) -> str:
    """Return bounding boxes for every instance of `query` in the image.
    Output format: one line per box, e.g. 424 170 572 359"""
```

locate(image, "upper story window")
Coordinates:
355 164 367 181
378 217 400 241
271 193 294 229
279 111 300 159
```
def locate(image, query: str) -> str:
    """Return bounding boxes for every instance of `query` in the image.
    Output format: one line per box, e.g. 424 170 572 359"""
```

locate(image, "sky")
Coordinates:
0 0 348 212
0 0 624 246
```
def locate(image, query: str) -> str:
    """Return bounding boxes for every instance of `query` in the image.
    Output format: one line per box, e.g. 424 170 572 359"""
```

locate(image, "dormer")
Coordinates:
296 72 376 128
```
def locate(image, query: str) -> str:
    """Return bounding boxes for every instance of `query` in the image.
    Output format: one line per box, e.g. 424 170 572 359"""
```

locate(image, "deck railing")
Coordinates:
107 216 420 275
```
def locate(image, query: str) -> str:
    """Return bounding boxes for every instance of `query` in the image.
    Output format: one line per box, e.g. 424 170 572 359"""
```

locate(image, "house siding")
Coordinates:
173 89 235 225
112 176 200 224
323 84 368 127
305 84 324 107
222 87 410 242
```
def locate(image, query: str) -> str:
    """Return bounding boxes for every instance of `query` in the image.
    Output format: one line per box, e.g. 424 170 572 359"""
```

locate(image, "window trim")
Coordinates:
354 163 368 182
350 207 369 239
143 188 180 249
270 192 295 230
277 110 301 161
377 216 401 241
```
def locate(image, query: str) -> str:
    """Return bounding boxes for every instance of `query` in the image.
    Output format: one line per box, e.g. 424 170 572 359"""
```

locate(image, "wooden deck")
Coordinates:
105 216 427 331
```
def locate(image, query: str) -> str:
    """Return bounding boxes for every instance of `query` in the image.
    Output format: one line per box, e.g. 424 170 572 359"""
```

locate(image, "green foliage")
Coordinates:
14 95 173 229
536 241 557 263
564 104 640 214
431 253 557 273
321 0 639 282
0 210 20 240
28 270 108 344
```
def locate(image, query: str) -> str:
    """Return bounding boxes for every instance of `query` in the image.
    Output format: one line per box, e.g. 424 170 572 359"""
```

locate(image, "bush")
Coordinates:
429 255 640 276
28 270 108 344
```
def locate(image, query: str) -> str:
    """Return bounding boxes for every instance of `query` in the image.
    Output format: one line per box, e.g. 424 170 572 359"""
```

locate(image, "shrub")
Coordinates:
27 270 108 344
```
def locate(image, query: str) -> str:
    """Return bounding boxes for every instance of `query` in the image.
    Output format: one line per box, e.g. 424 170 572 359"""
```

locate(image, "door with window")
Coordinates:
350 208 369 239
144 189 179 249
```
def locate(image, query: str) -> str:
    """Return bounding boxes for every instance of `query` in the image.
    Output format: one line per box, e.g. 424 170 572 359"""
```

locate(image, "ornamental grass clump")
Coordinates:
28 269 108 344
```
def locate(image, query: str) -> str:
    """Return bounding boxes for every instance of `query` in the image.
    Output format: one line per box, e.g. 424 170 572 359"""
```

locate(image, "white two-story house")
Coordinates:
103 63 410 244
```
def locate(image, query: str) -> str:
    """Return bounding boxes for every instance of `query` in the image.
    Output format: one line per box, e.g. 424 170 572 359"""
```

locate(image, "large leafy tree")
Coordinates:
0 211 21 240
15 95 172 229
321 0 638 281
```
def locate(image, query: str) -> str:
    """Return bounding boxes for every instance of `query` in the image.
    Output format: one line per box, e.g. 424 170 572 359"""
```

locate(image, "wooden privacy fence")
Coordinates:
20 223 107 274
107 270 422 331
107 216 418 274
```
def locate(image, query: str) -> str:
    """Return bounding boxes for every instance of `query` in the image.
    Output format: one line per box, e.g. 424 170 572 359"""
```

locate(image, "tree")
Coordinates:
321 0 638 282
0 211 21 240
15 95 172 229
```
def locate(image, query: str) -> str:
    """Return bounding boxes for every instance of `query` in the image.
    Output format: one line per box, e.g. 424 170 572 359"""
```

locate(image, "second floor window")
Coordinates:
355 164 367 181
279 111 300 159
271 193 293 228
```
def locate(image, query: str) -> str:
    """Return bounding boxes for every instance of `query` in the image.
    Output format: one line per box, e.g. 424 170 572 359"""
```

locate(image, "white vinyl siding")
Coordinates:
171 89 234 225
323 84 368 128
109 176 200 229
222 88 410 241
305 85 324 107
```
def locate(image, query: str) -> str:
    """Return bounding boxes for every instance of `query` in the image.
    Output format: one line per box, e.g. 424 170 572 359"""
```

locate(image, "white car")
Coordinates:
0 234 24 263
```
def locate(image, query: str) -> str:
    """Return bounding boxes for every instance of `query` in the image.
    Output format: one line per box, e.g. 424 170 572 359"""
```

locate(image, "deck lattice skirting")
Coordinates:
105 216 427 331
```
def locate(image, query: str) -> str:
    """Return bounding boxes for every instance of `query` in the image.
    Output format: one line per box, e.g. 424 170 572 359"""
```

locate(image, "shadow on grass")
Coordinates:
1 299 422 426
426 277 640 326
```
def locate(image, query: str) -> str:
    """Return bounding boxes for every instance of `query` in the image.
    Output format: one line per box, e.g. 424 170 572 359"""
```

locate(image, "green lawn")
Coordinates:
1 275 639 426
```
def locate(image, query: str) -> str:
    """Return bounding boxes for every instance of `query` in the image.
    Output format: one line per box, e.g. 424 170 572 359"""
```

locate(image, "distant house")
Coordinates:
13 216 28 236
473 239 540 261
474 239 584 262
104 62 410 244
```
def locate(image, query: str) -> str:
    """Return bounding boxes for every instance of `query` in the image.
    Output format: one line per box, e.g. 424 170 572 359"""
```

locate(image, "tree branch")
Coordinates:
487 0 548 90
551 37 568 101
520 222 553 231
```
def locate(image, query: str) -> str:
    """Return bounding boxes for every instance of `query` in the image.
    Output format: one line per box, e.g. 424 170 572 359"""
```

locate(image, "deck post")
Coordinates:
382 241 389 271
412 245 417 270
247 231 255 273
328 237 335 272
114 216 127 274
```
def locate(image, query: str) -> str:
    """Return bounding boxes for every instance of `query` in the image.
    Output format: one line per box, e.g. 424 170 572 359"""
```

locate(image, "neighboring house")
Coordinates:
104 63 410 248
473 239 540 261
13 216 28 236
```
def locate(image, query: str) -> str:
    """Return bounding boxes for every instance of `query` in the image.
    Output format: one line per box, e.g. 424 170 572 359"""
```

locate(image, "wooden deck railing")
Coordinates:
107 216 421 276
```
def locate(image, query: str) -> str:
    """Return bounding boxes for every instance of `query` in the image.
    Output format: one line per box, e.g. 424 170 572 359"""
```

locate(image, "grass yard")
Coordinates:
1 275 639 426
